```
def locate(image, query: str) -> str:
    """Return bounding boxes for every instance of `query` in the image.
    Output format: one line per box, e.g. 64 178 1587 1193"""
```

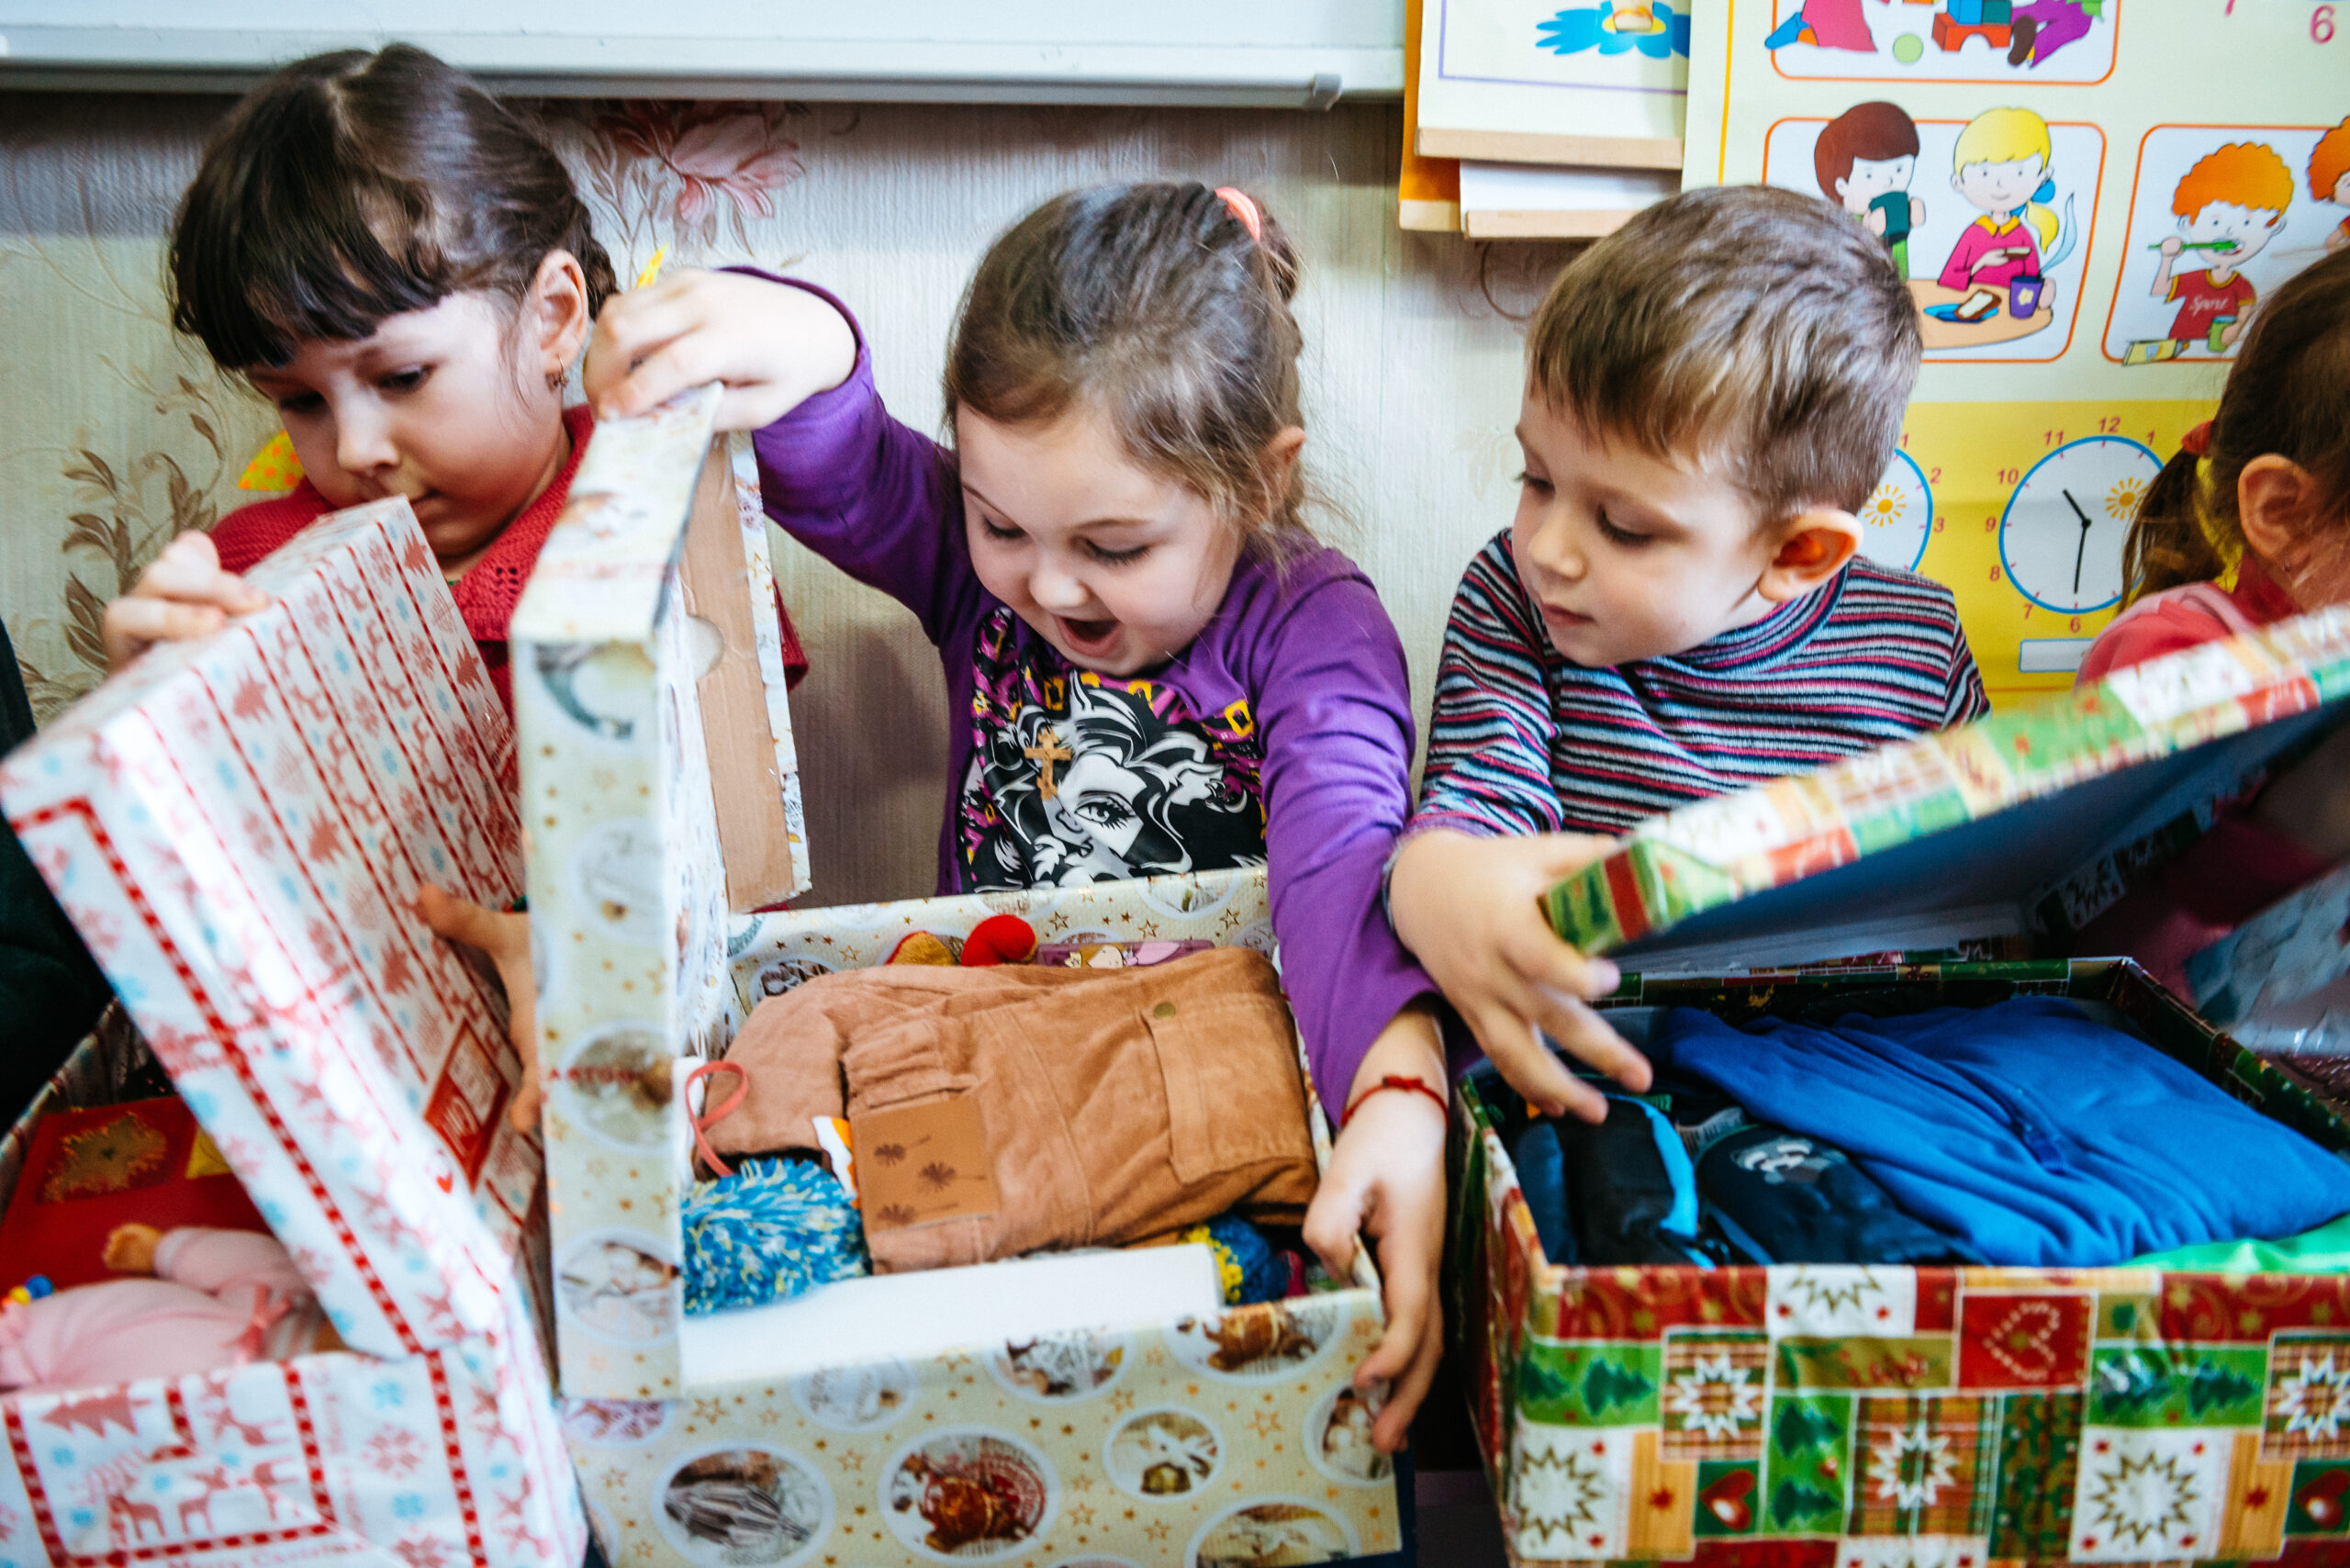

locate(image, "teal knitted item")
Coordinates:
683 1157 868 1316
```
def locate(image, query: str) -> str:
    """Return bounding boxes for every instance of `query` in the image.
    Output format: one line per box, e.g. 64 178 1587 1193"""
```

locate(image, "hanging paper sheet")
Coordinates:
1417 0 1693 169
1684 0 2348 700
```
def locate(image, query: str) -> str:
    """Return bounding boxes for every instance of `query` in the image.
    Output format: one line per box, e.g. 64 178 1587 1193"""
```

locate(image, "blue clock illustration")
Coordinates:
1998 435 2165 614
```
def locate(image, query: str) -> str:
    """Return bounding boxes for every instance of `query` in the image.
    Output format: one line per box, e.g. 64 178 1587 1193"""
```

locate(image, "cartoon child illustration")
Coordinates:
1763 0 1874 51
2143 142 2292 359
2312 117 2350 255
1816 102 1926 276
1938 107 2069 313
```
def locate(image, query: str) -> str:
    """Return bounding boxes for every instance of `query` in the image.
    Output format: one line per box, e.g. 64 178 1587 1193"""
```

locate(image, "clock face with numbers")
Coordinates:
1856 450 1933 572
1998 435 2165 613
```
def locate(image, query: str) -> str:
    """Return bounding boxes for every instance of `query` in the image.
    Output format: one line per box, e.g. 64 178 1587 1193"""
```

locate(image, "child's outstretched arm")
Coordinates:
99 532 269 671
1301 1002 1448 1456
418 885 542 1132
587 270 979 648
583 269 855 433
1389 829 1645 1122
1236 558 1452 1448
1398 540 1649 1121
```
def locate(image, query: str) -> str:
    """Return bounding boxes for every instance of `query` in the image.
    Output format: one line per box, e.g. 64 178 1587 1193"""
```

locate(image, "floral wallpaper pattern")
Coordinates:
0 92 1555 904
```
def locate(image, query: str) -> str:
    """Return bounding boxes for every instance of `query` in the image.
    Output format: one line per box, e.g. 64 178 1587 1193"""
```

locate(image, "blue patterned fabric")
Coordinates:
683 1157 867 1315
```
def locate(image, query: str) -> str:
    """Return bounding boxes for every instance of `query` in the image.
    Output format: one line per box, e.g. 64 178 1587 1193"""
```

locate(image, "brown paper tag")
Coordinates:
852 1095 1000 1234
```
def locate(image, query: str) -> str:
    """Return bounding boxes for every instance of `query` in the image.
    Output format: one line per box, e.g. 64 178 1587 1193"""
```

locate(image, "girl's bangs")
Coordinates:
180 186 451 369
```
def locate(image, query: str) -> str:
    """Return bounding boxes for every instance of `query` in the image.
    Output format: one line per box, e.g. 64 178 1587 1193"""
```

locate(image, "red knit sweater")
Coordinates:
209 406 807 708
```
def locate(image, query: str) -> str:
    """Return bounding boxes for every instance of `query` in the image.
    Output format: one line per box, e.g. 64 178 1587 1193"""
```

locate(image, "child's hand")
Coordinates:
100 532 268 671
1303 1006 1449 1454
419 885 543 1132
1389 829 1649 1122
583 269 857 433
102 1222 162 1275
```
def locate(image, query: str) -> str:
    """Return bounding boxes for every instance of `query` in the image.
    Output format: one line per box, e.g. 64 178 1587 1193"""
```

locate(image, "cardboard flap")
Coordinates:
678 442 799 910
1546 608 2350 970
0 498 538 1359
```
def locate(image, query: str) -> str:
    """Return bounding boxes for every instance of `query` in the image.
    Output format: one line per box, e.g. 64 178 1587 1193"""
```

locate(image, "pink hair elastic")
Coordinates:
1214 186 1264 242
685 1059 750 1178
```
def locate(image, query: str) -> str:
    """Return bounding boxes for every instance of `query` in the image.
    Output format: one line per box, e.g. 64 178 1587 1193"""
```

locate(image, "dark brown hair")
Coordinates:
1525 185 1921 519
170 44 616 369
2121 247 2350 604
944 182 1311 549
1815 102 1921 200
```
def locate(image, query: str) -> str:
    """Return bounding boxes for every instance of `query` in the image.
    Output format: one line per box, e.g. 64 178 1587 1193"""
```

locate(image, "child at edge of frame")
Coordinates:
1388 185 1988 1125
579 180 1449 1453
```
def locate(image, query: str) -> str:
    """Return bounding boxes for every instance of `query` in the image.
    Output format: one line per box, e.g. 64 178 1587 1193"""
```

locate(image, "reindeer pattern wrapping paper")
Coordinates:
0 495 541 1360
0 501 585 1564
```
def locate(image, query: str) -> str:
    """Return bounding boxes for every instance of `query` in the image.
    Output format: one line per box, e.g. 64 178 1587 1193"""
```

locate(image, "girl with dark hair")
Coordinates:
101 44 804 706
586 182 1444 1449
2069 247 2350 986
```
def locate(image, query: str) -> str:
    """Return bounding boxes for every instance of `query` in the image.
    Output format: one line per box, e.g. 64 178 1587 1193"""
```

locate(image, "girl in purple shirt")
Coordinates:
586 183 1443 1449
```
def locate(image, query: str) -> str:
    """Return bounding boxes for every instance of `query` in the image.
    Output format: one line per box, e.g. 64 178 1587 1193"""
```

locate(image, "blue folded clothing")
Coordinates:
1649 998 2350 1267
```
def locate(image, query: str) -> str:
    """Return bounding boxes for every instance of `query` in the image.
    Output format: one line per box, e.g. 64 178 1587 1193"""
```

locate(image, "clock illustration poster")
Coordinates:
1684 0 2344 700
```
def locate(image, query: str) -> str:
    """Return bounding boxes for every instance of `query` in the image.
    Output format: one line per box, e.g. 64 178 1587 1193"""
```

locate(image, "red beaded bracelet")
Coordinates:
1340 1074 1449 1127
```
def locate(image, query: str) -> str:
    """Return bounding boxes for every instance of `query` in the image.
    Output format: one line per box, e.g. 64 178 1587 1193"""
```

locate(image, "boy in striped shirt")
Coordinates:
1389 185 1987 1121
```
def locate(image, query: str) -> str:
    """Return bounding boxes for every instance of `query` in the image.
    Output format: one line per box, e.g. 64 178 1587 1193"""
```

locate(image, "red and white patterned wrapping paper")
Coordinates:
0 1282 581 1568
0 498 585 1565
0 497 540 1357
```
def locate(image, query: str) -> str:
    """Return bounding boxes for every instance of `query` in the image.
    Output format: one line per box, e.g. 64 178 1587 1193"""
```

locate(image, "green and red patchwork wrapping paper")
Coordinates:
1449 962 2350 1565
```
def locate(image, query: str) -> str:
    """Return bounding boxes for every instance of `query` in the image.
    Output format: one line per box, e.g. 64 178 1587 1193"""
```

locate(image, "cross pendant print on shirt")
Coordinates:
1024 726 1074 801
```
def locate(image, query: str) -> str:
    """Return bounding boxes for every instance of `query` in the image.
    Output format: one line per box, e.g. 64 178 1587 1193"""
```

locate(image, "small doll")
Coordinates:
0 1224 340 1393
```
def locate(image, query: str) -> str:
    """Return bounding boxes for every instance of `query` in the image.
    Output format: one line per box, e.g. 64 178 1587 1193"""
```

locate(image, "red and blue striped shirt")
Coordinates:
1416 532 1990 838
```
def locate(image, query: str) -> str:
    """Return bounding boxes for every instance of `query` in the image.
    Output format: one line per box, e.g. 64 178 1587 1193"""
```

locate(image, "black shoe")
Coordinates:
2008 16 2037 64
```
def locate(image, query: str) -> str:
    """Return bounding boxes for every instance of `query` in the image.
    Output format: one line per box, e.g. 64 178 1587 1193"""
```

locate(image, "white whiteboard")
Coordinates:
0 3 1404 106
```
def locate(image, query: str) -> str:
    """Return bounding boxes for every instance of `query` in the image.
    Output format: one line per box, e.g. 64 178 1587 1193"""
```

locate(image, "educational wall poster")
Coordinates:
1417 0 1693 169
1684 0 2346 701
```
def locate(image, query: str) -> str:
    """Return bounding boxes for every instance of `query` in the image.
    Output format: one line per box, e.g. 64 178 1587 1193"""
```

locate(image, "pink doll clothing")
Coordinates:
1938 217 2042 293
0 1228 325 1393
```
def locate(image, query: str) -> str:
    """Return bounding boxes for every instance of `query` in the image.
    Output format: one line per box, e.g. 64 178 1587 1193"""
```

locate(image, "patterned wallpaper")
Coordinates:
0 92 1568 905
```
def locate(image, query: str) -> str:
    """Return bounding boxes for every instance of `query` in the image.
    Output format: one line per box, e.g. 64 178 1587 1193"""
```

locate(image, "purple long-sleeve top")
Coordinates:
747 280 1434 1108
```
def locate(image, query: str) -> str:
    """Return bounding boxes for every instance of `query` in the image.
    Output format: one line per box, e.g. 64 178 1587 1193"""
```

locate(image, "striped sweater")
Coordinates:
1416 532 1990 838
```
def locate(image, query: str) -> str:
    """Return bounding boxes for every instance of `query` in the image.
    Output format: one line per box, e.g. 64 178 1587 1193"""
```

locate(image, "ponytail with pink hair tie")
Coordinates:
1214 185 1264 242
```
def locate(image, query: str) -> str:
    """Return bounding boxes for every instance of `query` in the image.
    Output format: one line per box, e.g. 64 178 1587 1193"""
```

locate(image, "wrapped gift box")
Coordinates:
0 1007 579 1567
515 393 1404 1566
1448 610 2350 1563
0 498 584 1564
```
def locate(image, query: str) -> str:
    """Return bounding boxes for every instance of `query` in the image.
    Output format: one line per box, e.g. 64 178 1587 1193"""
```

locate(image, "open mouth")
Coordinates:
1055 614 1122 655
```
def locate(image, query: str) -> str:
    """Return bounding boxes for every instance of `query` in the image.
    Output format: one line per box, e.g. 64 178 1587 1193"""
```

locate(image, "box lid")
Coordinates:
513 386 731 1397
1544 608 2350 972
0 498 538 1358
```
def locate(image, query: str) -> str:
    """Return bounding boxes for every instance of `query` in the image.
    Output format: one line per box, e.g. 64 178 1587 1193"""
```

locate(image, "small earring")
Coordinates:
546 367 566 392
